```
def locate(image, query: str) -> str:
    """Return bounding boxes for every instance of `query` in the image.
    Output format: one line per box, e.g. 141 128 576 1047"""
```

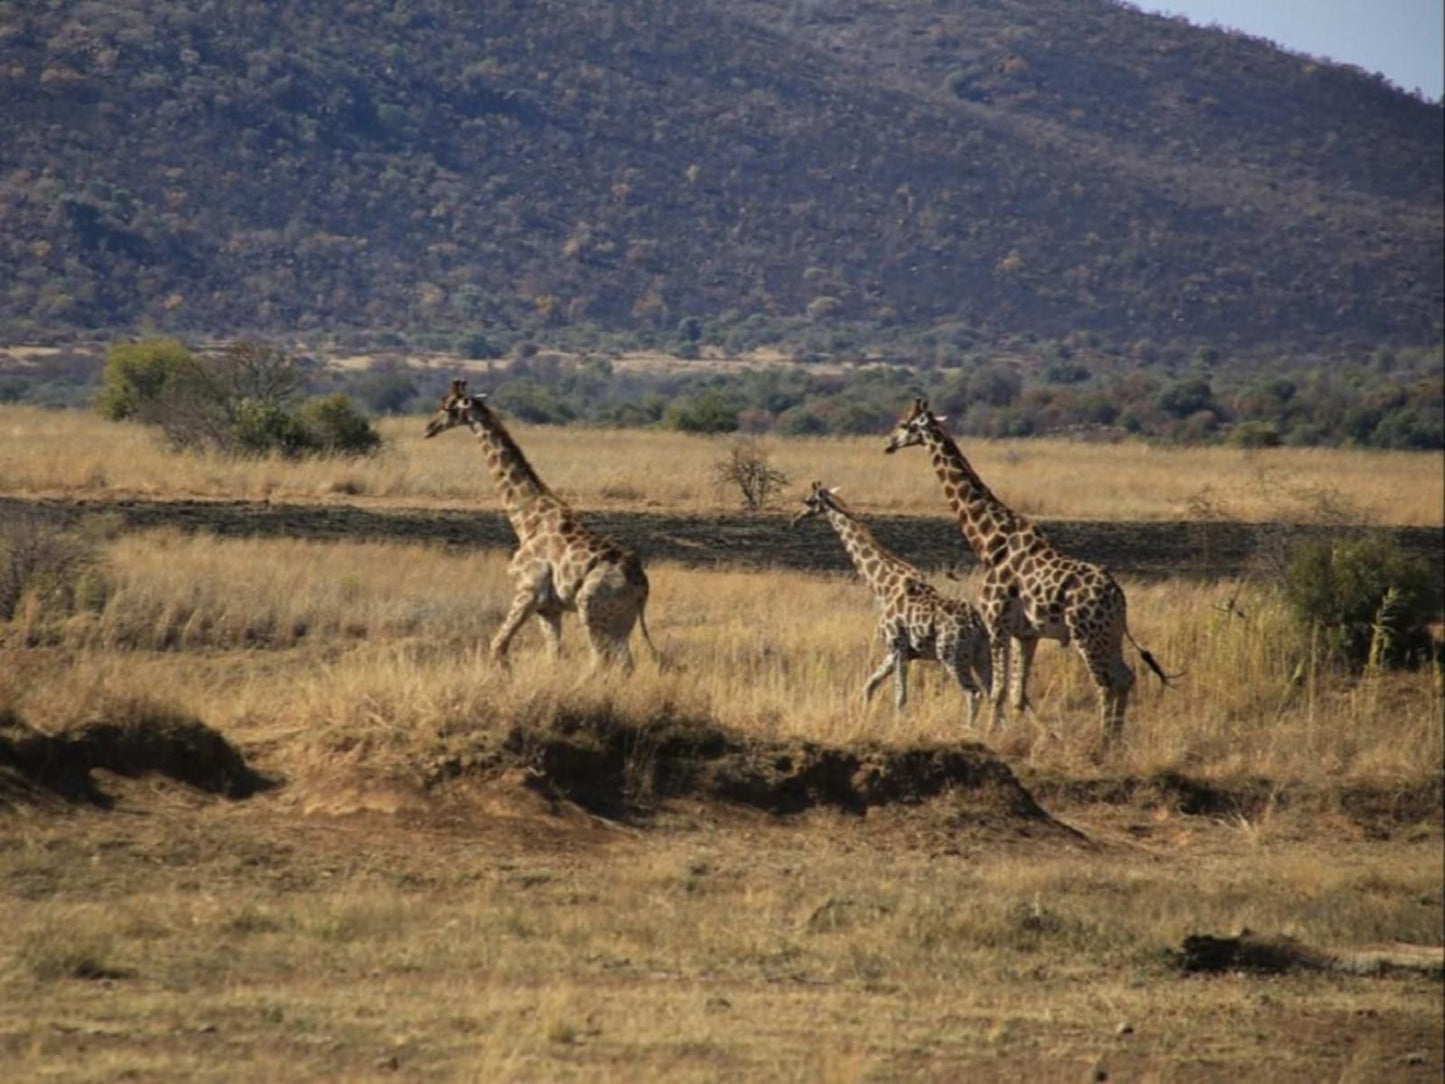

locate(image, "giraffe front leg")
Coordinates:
943 646 983 730
988 633 1011 731
862 651 899 705
489 589 538 664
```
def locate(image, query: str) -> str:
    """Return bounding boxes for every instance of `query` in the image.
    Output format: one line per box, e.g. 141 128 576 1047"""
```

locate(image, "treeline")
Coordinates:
463 348 1444 451
12 334 1436 451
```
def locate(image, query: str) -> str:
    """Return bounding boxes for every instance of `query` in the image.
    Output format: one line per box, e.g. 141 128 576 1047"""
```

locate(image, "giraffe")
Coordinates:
883 398 1169 740
791 482 991 724
423 379 659 672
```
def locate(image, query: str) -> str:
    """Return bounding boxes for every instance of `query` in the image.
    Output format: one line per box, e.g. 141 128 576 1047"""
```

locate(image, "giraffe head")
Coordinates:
789 481 846 528
424 378 486 438
883 397 947 455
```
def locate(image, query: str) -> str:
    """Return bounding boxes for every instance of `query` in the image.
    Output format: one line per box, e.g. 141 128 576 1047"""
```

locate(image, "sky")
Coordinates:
1138 0 1445 100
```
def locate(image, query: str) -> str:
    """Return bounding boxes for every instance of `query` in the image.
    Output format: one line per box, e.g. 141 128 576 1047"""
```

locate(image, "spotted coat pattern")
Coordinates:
792 482 991 724
424 379 657 671
884 399 1147 739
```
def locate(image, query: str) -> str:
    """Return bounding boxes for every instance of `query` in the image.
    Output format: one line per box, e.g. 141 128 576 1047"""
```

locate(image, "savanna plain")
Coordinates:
1 405 1442 1082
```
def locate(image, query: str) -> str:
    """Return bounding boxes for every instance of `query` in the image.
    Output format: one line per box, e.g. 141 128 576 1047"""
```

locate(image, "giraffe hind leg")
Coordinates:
1079 640 1134 743
862 651 899 705
536 608 563 658
576 564 648 673
892 653 910 709
1009 636 1038 714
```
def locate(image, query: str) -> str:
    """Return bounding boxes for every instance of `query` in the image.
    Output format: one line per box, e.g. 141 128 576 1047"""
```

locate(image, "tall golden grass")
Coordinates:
2 404 1441 525
9 532 1440 786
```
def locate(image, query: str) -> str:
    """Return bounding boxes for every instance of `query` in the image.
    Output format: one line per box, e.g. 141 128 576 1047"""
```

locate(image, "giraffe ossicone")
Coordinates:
792 480 991 724
884 399 1170 741
423 379 660 672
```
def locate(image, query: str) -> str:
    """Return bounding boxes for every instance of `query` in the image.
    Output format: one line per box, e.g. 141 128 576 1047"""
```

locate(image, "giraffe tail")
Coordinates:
636 598 680 673
1127 630 1182 686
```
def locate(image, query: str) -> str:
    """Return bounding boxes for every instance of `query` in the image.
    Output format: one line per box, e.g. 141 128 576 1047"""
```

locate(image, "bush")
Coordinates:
296 394 383 455
96 338 194 421
666 390 739 433
0 512 106 627
95 337 381 459
712 439 789 512
232 397 314 457
1283 533 1441 669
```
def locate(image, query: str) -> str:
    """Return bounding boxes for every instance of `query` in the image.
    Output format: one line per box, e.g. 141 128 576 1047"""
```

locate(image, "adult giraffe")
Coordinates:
423 379 659 672
884 398 1168 740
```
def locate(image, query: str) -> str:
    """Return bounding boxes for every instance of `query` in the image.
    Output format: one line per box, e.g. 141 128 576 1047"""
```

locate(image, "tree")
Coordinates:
666 390 739 433
96 338 195 421
712 439 789 512
96 337 381 459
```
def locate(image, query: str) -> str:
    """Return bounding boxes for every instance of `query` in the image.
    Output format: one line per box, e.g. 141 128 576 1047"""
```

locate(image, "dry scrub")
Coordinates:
2 404 1441 525
5 532 1441 789
0 786 1438 1081
2 531 1442 1080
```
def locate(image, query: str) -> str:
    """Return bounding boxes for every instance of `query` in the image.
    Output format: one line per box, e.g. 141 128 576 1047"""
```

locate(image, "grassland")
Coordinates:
2 404 1442 525
1 409 1442 1080
2 528 1442 1080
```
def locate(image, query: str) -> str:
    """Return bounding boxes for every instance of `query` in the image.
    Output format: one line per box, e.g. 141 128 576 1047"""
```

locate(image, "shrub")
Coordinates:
96 338 194 421
712 439 789 512
457 330 495 359
296 394 382 455
1226 421 1282 448
666 390 739 434
1283 533 1441 670
0 512 106 627
1157 378 1218 419
232 397 314 457
95 337 382 459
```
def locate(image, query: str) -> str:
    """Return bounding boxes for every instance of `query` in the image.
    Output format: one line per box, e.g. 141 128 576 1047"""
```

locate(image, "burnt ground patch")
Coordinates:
3 495 1440 579
0 702 273 808
1026 770 1444 836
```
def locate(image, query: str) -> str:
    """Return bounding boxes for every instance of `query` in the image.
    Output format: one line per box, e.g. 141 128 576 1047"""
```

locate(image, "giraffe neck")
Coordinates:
922 428 1040 568
824 506 914 602
466 408 555 539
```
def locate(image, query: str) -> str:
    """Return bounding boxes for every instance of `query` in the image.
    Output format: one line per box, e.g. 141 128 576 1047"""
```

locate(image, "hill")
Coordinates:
0 0 1441 354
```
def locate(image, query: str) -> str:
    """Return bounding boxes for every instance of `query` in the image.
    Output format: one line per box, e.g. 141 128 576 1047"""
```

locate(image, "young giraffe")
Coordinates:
423 379 659 672
791 482 992 723
883 398 1168 740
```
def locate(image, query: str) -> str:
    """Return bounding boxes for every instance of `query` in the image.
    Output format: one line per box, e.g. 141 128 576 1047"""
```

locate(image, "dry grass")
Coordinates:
0 789 1438 1081
7 533 1441 786
2 528 1441 1080
3 404 1441 525
2 398 1441 1082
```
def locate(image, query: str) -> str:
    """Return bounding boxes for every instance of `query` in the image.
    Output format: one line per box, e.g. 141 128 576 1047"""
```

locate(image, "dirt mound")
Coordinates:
428 712 1065 832
0 703 272 809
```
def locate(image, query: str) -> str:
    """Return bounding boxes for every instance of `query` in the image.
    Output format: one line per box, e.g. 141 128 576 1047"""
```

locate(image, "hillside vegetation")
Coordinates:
1 0 1440 357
